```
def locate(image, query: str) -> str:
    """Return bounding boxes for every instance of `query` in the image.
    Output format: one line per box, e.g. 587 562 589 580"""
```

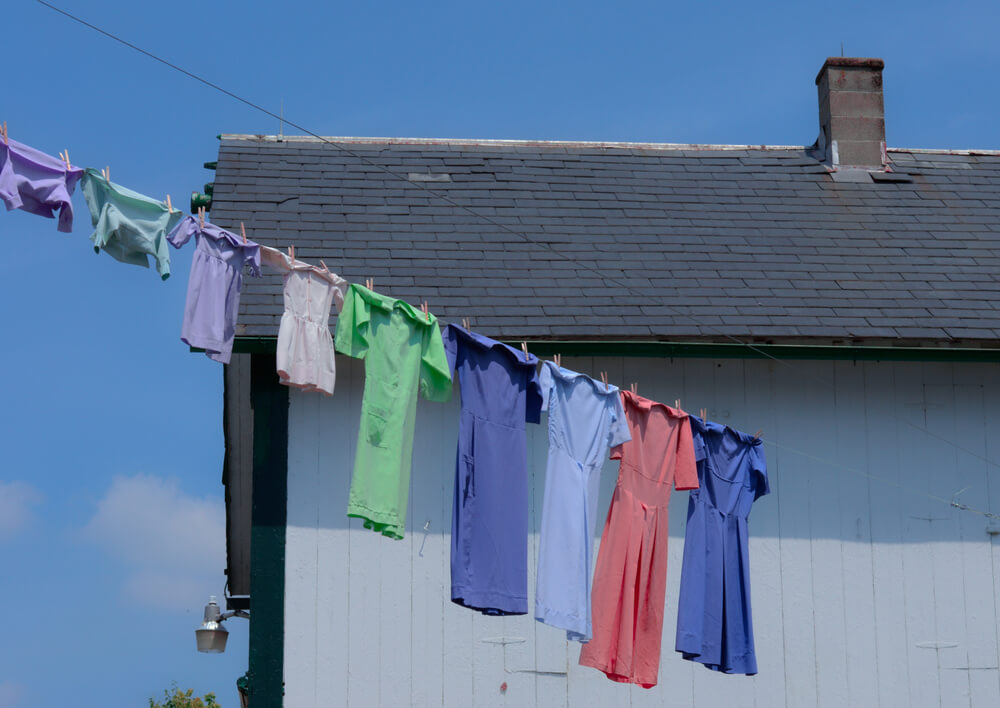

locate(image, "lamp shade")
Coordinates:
195 596 229 654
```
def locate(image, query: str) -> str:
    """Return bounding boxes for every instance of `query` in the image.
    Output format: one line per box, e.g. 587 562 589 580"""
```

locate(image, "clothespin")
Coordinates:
462 317 470 331
320 260 329 273
675 399 682 410
240 222 248 245
288 245 295 263
421 301 430 322
59 150 71 170
165 194 173 213
600 371 609 391
521 341 529 358
553 353 561 368
1 122 7 145
699 407 707 421
754 429 763 440
365 278 374 290
198 206 205 229
630 382 638 395
102 166 110 181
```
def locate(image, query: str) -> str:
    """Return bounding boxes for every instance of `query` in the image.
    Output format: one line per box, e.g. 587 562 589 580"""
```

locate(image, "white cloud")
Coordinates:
0 682 24 708
84 475 225 612
0 481 42 542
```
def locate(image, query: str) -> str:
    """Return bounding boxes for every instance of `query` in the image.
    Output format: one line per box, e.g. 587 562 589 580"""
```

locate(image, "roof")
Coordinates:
210 135 1000 346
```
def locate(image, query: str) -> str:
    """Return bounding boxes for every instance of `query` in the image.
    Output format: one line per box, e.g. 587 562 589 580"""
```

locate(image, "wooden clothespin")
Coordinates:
699 407 707 421
165 194 173 213
521 341 529 358
365 278 374 290
462 317 470 331
421 301 430 322
59 150 71 170
630 382 638 395
754 429 763 440
102 166 110 181
675 399 682 410
288 245 295 263
1 122 7 145
553 353 561 368
320 260 329 273
240 222 248 245
198 206 205 229
600 371 609 391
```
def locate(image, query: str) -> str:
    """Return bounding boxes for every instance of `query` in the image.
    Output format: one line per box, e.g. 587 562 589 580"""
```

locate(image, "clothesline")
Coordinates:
10 0 1000 520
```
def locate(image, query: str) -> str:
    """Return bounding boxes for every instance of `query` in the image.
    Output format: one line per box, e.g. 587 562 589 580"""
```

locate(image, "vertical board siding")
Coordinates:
283 357 1000 707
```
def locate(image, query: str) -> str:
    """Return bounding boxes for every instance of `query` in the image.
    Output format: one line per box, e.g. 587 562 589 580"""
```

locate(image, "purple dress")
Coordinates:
443 324 542 615
675 416 769 675
0 137 83 233
167 216 261 364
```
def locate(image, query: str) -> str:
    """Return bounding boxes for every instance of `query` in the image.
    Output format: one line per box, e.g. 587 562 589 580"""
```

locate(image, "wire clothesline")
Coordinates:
32 0 1000 523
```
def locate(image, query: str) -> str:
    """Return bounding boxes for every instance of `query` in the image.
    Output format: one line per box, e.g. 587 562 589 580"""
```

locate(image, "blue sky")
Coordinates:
1 1 998 706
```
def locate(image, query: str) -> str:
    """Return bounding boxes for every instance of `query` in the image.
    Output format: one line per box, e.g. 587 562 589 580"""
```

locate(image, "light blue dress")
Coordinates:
535 362 631 642
675 416 769 674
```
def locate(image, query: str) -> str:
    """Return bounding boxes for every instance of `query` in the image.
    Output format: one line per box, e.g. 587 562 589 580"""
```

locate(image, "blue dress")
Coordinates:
675 416 769 675
443 325 542 615
535 362 631 641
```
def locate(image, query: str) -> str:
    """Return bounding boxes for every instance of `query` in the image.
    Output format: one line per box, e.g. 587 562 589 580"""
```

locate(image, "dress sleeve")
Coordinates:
525 357 543 425
420 322 453 403
334 284 370 359
443 324 459 375
673 416 700 490
167 216 197 249
153 209 182 280
260 245 290 272
750 442 770 501
607 389 632 449
539 362 554 413
0 143 22 212
244 242 262 278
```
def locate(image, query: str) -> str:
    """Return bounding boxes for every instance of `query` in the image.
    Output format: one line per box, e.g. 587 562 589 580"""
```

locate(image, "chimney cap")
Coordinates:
815 57 885 85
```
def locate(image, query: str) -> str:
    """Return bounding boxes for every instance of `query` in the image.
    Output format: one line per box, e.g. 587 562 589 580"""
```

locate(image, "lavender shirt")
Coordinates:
0 137 83 233
167 216 261 364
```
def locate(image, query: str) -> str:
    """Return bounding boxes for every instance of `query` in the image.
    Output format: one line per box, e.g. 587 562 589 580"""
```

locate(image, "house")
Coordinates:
210 57 1000 706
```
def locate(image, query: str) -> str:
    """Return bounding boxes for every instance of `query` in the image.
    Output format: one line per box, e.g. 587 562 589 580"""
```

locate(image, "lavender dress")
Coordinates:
167 216 261 363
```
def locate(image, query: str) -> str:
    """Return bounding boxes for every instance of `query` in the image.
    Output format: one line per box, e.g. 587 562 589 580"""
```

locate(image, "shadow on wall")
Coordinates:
286 356 1000 545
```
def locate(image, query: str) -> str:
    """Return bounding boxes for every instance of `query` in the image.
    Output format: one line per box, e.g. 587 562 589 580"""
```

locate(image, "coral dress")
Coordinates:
579 391 698 688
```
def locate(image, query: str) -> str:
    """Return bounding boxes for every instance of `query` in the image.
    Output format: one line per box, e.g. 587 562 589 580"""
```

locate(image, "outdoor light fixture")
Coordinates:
195 595 249 654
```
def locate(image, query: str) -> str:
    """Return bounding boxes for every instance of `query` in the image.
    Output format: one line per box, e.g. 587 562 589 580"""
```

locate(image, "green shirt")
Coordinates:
334 284 452 539
81 168 182 279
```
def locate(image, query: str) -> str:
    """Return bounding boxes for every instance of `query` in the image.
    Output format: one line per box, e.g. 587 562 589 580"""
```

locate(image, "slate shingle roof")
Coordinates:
210 136 1000 344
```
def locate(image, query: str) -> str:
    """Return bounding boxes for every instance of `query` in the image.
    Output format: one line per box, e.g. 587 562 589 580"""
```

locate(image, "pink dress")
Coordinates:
261 246 348 396
579 391 698 688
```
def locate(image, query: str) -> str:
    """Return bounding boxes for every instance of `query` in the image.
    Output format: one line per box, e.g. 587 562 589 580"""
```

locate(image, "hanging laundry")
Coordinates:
579 391 698 688
81 168 181 279
166 216 261 364
260 246 348 395
443 324 542 616
0 137 83 233
534 361 630 642
334 284 452 539
675 416 769 675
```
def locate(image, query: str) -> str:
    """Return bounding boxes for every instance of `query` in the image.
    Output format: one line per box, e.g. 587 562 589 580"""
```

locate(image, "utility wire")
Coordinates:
35 1 1000 508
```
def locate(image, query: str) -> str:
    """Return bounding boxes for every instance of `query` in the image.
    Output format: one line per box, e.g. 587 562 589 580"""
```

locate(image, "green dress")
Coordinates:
334 284 452 539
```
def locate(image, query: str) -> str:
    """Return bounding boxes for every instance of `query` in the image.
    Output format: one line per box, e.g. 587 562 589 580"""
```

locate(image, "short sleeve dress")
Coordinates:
168 217 262 364
675 416 769 675
334 284 452 539
579 392 698 688
535 362 631 642
443 324 542 615
261 246 348 395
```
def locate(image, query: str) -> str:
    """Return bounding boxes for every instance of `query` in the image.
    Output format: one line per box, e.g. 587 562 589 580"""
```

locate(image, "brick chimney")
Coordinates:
815 57 886 169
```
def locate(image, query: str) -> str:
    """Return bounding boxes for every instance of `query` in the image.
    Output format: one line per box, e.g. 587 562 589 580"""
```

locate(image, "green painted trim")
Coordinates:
248 354 288 706
232 336 1000 362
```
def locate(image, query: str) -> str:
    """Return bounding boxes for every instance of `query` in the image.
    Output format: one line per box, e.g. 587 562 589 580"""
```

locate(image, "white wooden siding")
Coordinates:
283 356 1000 707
